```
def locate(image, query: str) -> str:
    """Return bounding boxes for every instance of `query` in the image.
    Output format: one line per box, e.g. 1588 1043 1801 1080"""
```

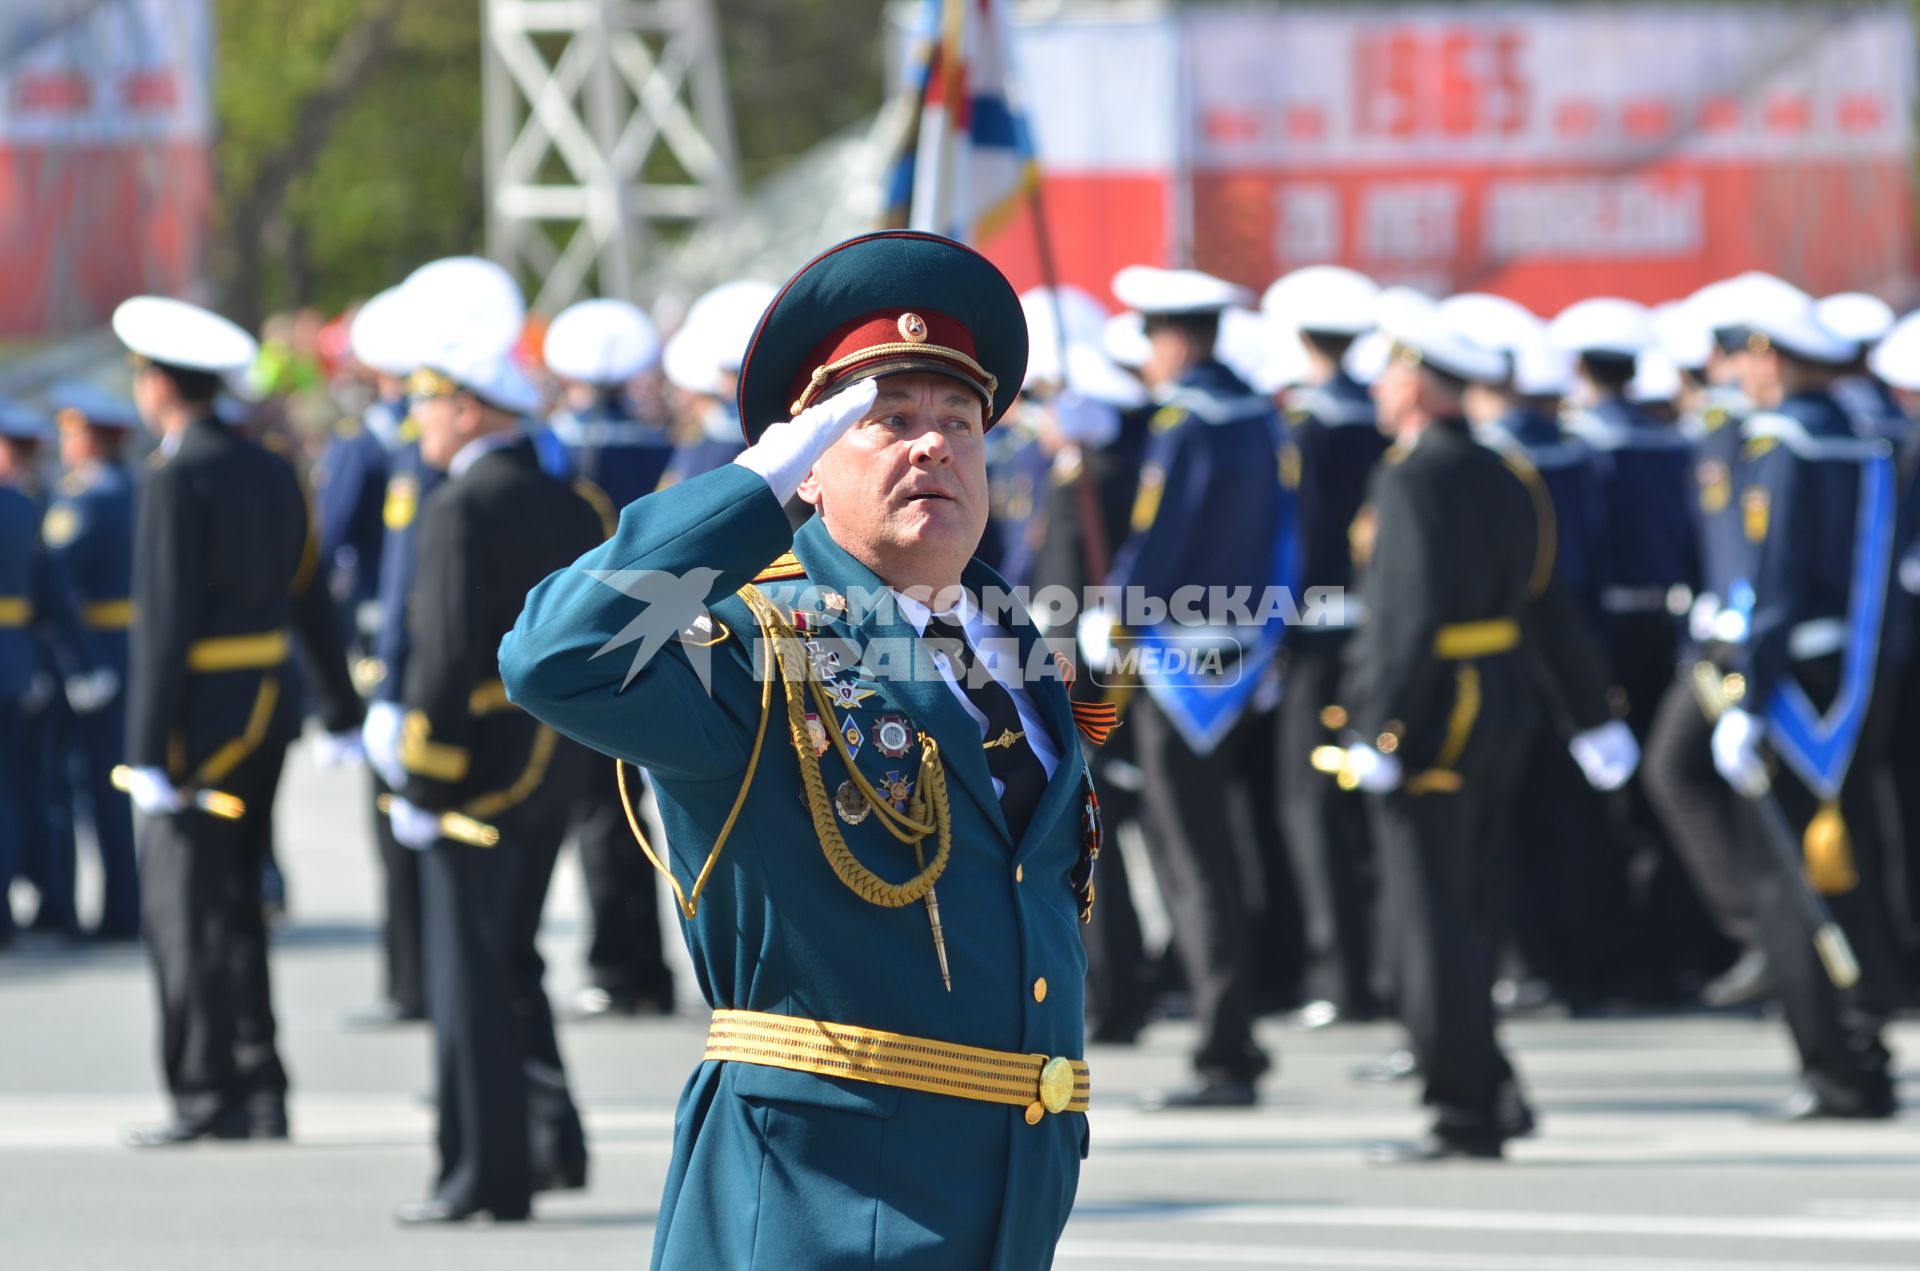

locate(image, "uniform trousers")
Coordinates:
1130 695 1267 1080
139 739 291 1126
369 772 425 1015
71 698 138 935
0 700 23 940
1740 665 1906 1109
21 696 78 932
1506 717 1623 1000
1079 732 1150 1041
1276 632 1378 1015
573 759 672 1005
421 768 588 1215
1369 730 1525 1139
1641 674 1759 953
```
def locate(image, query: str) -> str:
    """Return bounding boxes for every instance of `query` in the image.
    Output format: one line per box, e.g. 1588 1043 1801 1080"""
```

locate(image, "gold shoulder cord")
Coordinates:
617 585 954 921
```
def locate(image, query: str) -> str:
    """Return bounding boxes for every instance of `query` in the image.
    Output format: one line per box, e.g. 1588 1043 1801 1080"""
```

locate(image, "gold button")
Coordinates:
1015 864 1024 883
1038 1056 1075 1114
1033 977 1048 1003
1024 1101 1044 1125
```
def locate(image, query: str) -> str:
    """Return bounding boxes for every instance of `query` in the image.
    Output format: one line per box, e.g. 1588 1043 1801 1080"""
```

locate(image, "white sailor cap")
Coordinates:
1342 330 1392 386
663 280 777 396
1260 265 1379 337
1867 312 1920 391
1021 287 1145 408
1214 307 1272 389
1256 326 1311 395
1377 287 1507 384
0 400 51 441
545 298 660 386
1511 333 1576 398
1628 349 1682 405
1746 300 1858 366
1547 297 1656 358
1112 265 1253 316
1021 285 1114 352
416 347 542 416
1652 300 1713 372
1689 272 1811 340
111 296 259 374
349 287 421 380
1815 292 1895 346
1436 292 1543 355
399 256 525 363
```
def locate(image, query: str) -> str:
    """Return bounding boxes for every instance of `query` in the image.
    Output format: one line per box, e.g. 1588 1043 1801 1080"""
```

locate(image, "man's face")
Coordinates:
1740 347 1783 408
415 392 480 470
798 371 989 589
1372 357 1419 434
131 365 169 435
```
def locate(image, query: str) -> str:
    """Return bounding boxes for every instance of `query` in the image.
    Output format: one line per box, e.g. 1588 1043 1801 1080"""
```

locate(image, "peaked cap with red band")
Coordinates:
735 231 1028 443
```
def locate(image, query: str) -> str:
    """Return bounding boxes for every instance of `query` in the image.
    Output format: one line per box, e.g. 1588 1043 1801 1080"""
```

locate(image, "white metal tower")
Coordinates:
481 0 740 313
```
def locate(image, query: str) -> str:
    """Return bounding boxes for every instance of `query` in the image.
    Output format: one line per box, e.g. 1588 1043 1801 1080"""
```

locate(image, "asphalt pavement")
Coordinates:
2 742 1917 1270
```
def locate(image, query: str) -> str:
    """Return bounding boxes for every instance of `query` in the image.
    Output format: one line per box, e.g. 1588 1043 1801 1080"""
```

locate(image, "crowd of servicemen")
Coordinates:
1 247 1917 1202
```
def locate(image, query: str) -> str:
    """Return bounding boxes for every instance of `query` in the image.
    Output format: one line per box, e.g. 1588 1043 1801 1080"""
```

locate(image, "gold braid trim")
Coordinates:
616 584 954 918
739 586 952 908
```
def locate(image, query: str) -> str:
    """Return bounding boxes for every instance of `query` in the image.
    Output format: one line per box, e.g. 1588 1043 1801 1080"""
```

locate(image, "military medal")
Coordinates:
834 780 870 825
801 712 829 757
822 590 848 615
881 770 914 812
827 678 876 710
874 714 913 758
805 639 842 678
839 715 864 758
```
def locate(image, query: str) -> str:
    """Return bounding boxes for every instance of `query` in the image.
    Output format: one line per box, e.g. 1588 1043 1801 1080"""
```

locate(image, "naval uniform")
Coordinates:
130 413 362 1131
501 461 1092 1268
1275 372 1389 1018
1726 393 1908 1113
1346 418 1615 1146
0 480 43 943
311 408 391 657
398 435 600 1216
40 461 140 936
551 392 677 1010
1107 359 1283 1083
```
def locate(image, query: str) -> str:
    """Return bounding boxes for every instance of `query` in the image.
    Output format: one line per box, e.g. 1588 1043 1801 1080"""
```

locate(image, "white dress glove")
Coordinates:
314 730 365 769
361 700 405 788
732 379 880 504
124 766 185 815
387 797 442 851
65 668 121 715
1344 743 1403 793
1568 719 1640 792
1711 708 1769 797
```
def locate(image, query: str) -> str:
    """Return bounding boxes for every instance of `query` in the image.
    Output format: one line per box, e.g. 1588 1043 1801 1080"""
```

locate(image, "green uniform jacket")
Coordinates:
499 464 1089 1269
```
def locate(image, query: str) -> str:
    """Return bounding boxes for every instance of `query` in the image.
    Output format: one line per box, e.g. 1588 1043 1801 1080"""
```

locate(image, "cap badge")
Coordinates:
898 312 929 344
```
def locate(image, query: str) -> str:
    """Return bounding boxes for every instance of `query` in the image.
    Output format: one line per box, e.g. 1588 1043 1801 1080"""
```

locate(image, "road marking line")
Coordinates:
1056 1240 1907 1270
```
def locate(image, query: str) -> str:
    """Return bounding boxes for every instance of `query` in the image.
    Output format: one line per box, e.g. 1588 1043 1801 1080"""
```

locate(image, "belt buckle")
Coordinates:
1024 1056 1076 1124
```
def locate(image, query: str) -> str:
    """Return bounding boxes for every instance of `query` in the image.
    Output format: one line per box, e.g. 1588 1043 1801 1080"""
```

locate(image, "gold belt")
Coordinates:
1433 618 1519 660
705 1009 1091 1123
0 596 29 627
83 599 134 629
187 631 289 672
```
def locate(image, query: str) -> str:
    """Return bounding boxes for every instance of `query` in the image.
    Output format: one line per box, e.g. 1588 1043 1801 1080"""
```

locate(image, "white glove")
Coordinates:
1568 719 1640 792
1077 607 1118 671
313 729 365 769
361 701 405 788
64 667 121 715
732 379 880 503
124 766 185 815
1344 743 1403 793
1711 708 1769 797
387 797 441 851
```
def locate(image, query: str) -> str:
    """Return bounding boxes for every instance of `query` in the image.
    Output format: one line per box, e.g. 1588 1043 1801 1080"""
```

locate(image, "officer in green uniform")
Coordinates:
500 232 1096 1269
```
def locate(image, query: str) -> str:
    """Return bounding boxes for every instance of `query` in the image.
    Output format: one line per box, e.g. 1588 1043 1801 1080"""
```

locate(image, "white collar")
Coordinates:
891 587 978 637
448 428 520 479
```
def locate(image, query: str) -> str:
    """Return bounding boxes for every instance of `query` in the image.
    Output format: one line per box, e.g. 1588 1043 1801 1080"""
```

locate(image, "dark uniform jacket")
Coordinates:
40 461 136 679
312 413 390 622
128 415 361 781
0 483 38 703
1567 395 1698 613
369 435 443 705
396 438 605 816
1283 371 1388 627
1347 419 1615 776
552 396 676 508
1480 409 1608 619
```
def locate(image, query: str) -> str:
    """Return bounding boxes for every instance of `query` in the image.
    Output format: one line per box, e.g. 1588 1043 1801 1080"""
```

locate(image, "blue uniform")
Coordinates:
661 431 746 488
550 396 675 507
311 411 391 652
500 465 1089 1269
39 462 139 934
1281 371 1387 624
982 422 1053 589
370 436 445 705
0 483 40 939
1566 396 1699 617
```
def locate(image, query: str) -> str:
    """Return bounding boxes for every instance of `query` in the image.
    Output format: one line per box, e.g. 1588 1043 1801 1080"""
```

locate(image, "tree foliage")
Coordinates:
212 0 892 322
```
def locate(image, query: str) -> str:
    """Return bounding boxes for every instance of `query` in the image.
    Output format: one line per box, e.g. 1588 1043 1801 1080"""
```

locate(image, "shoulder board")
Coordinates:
1149 405 1188 435
334 415 363 439
571 477 618 538
1160 387 1273 427
1701 406 1731 433
1740 412 1891 463
399 416 421 444
753 551 806 582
